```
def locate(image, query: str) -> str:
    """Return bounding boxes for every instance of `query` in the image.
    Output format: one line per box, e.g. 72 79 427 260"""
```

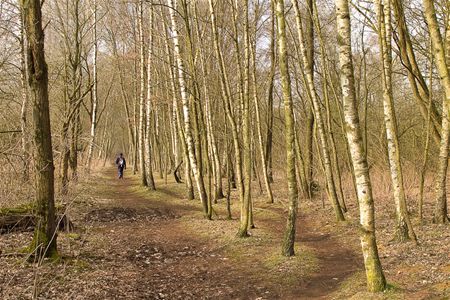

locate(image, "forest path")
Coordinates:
79 167 360 299
265 206 361 299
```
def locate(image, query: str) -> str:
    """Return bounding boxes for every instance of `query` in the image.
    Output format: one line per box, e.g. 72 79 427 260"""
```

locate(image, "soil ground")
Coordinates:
0 167 449 299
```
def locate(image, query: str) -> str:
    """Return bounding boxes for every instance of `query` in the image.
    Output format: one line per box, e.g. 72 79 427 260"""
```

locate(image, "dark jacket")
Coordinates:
115 156 126 169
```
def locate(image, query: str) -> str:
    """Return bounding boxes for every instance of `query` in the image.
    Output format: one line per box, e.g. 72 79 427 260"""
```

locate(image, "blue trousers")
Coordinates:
118 167 124 179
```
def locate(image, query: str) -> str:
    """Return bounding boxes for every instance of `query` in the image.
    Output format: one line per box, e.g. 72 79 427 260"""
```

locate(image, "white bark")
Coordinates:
250 1 274 204
208 0 244 207
19 9 29 180
167 0 209 217
138 0 147 186
292 0 344 221
193 3 224 200
145 2 156 190
374 0 416 241
86 0 98 173
335 0 386 291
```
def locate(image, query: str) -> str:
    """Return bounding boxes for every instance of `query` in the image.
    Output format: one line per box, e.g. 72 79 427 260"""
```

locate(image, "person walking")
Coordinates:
115 153 127 179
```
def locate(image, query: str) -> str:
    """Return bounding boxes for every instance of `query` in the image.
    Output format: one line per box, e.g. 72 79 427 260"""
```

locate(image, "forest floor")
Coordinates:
0 167 449 299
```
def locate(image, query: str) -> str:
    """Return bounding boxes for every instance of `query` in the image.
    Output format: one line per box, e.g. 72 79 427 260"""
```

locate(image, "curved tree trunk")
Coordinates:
392 0 442 144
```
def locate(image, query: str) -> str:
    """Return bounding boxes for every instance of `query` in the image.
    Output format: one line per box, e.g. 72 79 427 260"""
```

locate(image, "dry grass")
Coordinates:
0 165 33 210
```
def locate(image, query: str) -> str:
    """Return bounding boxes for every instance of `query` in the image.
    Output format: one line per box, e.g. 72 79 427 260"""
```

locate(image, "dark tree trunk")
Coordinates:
21 0 58 259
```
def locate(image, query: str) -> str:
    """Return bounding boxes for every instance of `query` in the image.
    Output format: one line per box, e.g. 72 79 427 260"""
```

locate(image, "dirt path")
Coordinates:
73 168 359 299
254 204 361 299
294 216 361 298
74 169 280 299
43 169 360 299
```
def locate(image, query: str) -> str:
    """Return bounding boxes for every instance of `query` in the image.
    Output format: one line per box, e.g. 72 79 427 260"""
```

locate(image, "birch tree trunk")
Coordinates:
19 9 30 181
275 0 299 257
160 9 192 191
419 42 434 222
133 15 139 175
193 2 224 200
292 0 345 221
21 0 58 259
237 0 252 237
208 0 245 209
138 0 147 186
423 0 450 224
111 30 136 174
163 15 194 199
86 0 98 173
311 0 359 204
265 0 276 184
250 2 274 204
231 0 245 126
145 2 156 190
335 0 386 291
180 0 212 218
304 0 315 199
322 63 347 212
167 0 209 218
374 0 416 242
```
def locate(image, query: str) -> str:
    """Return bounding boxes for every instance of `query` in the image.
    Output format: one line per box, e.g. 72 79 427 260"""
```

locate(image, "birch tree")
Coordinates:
335 0 386 291
193 2 224 201
167 0 209 218
250 0 274 204
304 0 315 199
145 2 156 190
292 0 345 221
265 0 276 184
373 0 416 241
274 0 299 257
237 0 252 237
137 0 147 186
86 0 98 173
208 0 245 211
19 8 30 181
422 0 450 224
